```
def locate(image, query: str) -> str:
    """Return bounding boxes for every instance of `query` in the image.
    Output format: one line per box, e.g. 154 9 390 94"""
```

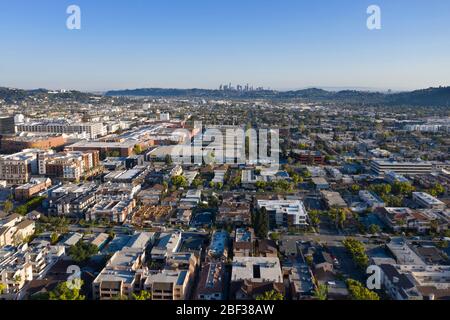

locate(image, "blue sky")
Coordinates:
0 0 449 91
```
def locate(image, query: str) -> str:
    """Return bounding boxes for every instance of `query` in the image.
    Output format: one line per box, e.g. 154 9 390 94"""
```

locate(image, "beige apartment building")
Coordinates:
144 269 190 300
0 149 39 185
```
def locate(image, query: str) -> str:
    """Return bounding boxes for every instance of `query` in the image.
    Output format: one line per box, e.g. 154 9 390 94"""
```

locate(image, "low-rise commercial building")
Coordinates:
413 192 446 210
14 177 51 201
17 121 105 140
359 190 385 210
370 159 433 176
0 134 66 153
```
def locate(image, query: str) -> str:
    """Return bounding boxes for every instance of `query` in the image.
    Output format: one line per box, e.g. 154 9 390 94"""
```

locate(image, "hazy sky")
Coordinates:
1 0 449 91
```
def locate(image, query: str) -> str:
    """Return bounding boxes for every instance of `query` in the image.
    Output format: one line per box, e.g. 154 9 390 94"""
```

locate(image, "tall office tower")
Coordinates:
0 116 16 134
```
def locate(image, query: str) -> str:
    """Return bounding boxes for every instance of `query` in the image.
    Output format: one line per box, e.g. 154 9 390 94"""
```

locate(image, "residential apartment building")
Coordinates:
0 246 33 298
380 264 450 300
291 150 325 165
257 199 308 228
230 256 284 300
376 207 434 233
150 232 182 262
0 149 39 185
86 198 136 223
196 262 225 300
233 228 254 257
144 269 190 300
359 190 386 210
38 150 100 181
0 214 35 247
17 121 105 139
92 232 154 300
208 231 229 260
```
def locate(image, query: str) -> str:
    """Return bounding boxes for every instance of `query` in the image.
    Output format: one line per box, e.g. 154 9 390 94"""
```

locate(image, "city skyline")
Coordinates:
1 0 450 91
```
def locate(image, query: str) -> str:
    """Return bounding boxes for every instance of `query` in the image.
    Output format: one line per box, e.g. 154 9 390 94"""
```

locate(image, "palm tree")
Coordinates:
13 275 22 292
313 284 328 300
0 283 6 295
255 290 284 301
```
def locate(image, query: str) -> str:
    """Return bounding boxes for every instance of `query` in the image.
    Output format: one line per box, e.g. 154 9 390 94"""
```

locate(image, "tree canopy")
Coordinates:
132 290 152 300
346 279 380 300
48 281 86 300
68 242 98 263
255 290 284 301
343 238 369 269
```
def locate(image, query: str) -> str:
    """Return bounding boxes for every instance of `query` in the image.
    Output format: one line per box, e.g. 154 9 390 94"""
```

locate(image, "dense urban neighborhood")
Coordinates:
0 88 449 301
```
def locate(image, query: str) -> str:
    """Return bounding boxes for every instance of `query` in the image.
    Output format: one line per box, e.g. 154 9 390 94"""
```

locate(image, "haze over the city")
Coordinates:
1 0 450 91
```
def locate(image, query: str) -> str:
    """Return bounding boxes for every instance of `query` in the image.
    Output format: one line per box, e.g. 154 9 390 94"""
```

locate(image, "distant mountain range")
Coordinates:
1 86 450 107
0 87 96 104
104 86 450 107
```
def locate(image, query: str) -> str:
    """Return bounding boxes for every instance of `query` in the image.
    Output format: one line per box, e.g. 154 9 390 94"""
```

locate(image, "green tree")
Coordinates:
351 184 361 194
346 279 379 300
428 183 445 197
337 209 347 229
269 232 281 241
171 175 188 188
369 184 391 197
106 151 120 158
192 177 204 188
0 283 5 295
392 182 415 196
368 224 381 234
255 181 267 190
382 194 403 207
68 242 98 263
255 290 284 301
15 205 28 216
132 290 152 300
309 210 321 227
133 145 143 155
50 233 60 245
165 154 173 166
292 174 303 185
253 207 269 238
343 238 369 269
313 284 328 300
437 240 448 249
3 200 13 214
49 281 85 300
14 196 46 215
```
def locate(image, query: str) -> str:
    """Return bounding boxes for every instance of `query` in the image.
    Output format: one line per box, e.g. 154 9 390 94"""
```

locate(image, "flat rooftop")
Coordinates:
231 256 282 283
69 140 136 148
